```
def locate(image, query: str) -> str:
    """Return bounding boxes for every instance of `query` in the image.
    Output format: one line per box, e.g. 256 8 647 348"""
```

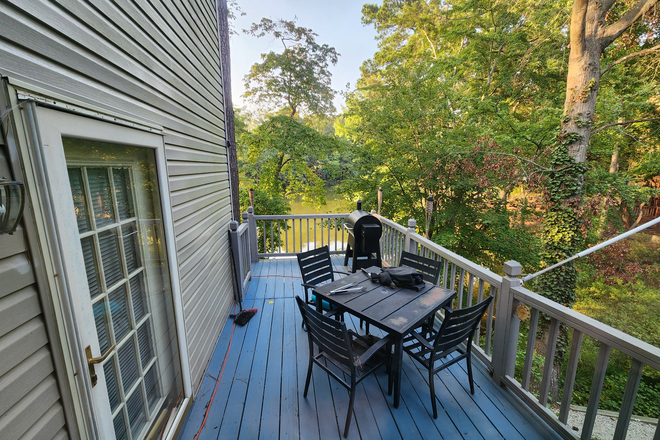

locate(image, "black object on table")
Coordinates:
312 268 456 409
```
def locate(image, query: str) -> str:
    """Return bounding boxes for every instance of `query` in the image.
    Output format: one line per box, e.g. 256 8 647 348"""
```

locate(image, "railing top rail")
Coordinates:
253 213 349 220
377 215 409 234
236 221 249 234
512 285 660 370
377 215 503 287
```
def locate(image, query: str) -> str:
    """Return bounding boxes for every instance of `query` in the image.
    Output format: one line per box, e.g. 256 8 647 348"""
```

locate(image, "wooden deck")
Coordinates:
177 257 561 440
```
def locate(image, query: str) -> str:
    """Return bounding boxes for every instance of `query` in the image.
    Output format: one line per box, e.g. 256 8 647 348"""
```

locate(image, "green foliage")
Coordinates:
243 18 339 118
568 235 660 418
570 337 660 418
239 115 345 208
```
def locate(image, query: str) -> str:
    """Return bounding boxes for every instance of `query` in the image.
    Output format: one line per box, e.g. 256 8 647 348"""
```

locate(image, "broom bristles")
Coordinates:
233 308 258 326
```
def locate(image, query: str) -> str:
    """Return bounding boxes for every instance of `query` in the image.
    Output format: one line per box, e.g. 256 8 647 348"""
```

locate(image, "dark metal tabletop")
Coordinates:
313 269 455 337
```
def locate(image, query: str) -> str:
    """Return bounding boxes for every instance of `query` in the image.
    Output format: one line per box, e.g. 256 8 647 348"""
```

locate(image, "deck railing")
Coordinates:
377 215 502 373
497 268 660 440
228 218 251 302
231 208 660 440
246 207 349 260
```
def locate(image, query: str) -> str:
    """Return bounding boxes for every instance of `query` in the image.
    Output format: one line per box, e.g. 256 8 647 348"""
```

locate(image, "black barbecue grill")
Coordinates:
343 201 382 272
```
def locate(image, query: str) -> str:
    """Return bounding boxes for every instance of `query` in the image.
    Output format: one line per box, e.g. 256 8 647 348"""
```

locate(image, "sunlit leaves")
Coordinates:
243 18 339 118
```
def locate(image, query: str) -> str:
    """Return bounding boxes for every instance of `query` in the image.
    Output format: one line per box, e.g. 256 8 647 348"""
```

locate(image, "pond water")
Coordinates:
269 191 353 254
287 190 352 215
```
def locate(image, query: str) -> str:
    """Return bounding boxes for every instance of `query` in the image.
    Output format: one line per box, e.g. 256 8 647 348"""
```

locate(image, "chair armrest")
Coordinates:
301 282 317 290
407 329 434 350
333 270 351 276
324 308 344 318
356 334 393 364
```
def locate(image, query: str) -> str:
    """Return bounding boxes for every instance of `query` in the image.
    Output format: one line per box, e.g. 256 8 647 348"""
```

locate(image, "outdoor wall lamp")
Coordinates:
0 177 25 235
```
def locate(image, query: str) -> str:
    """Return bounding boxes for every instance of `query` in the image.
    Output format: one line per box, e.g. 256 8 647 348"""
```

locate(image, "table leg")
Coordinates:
393 337 403 408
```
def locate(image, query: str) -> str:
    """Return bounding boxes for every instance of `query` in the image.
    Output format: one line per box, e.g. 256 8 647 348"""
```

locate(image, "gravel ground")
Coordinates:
565 408 657 440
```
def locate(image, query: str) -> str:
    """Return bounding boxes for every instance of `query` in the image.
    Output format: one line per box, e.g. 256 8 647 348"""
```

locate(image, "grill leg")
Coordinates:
343 244 352 267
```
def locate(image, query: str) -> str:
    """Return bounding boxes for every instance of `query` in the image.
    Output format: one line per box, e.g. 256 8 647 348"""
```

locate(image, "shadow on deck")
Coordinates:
177 257 561 440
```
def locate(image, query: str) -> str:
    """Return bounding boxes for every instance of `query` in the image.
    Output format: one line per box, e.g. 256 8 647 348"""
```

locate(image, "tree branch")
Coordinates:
600 0 658 48
601 43 660 76
592 117 660 134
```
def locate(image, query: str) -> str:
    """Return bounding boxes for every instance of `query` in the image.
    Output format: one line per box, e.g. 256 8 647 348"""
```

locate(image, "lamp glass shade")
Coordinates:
0 180 25 234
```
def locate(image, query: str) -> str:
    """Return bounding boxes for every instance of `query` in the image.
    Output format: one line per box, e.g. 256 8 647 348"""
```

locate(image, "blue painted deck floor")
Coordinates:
177 257 560 440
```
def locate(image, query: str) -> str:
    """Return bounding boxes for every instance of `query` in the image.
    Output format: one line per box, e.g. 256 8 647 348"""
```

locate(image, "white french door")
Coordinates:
35 108 184 439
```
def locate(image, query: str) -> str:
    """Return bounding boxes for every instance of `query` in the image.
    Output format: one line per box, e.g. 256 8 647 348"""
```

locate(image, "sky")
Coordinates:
228 0 381 114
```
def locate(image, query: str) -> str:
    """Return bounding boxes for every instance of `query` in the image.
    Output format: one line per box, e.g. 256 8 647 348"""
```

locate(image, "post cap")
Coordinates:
408 219 417 228
229 220 238 231
248 206 254 213
503 261 522 277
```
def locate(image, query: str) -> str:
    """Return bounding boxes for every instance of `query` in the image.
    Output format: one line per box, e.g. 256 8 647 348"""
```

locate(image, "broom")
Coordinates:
230 306 257 326
228 232 257 326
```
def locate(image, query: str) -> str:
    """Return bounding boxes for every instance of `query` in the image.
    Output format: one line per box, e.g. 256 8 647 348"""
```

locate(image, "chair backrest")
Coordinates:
295 296 354 368
433 296 494 354
399 251 442 284
297 245 335 287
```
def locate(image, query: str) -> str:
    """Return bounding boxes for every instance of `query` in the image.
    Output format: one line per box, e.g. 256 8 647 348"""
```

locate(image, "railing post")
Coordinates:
242 211 250 263
492 260 522 386
404 219 417 254
248 206 258 262
229 220 244 303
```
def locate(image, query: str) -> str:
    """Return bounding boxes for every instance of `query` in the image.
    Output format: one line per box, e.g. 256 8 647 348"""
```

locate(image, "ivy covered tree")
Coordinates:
539 0 660 307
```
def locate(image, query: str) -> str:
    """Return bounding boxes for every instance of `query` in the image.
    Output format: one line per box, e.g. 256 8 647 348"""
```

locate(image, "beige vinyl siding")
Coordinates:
0 0 235 406
0 145 70 438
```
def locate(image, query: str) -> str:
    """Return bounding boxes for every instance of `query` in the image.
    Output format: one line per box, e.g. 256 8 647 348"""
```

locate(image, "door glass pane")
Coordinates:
99 229 123 288
127 390 147 438
113 410 128 440
93 300 111 354
136 324 153 369
118 340 139 393
87 168 115 227
81 237 100 299
109 285 130 341
130 274 147 322
122 223 140 274
113 168 135 220
143 365 160 412
104 358 121 412
68 168 90 232
65 138 184 440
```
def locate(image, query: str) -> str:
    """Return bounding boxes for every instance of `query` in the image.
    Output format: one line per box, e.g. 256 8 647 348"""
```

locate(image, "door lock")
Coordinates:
85 344 116 387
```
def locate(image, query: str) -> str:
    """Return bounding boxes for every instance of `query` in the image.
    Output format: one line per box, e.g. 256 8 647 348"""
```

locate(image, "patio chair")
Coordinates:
401 295 494 419
297 245 349 325
295 296 392 438
361 251 442 333
399 251 442 284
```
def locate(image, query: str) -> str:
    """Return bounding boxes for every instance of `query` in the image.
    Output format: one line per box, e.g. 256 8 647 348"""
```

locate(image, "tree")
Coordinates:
341 0 569 268
244 18 339 118
240 115 345 205
539 0 660 307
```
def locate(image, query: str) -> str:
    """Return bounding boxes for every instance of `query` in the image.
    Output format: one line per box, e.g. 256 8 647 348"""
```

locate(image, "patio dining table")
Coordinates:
312 268 456 409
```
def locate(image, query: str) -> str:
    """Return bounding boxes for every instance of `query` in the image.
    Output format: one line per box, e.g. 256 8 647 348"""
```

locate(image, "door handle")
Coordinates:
85 344 116 387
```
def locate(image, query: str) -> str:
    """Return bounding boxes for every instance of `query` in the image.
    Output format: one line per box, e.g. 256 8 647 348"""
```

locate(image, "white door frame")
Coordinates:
16 101 192 439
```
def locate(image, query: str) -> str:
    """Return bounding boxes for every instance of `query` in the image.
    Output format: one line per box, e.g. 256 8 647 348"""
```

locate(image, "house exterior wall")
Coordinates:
0 0 235 436
0 141 70 440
